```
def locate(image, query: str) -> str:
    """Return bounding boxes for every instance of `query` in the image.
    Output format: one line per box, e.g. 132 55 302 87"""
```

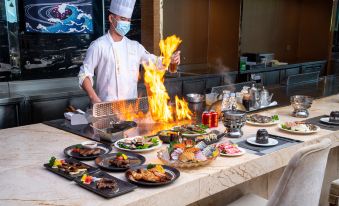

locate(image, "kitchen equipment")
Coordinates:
250 84 260 109
290 95 313 118
92 97 149 118
205 93 218 105
221 110 247 138
186 93 204 103
259 86 273 107
91 118 137 142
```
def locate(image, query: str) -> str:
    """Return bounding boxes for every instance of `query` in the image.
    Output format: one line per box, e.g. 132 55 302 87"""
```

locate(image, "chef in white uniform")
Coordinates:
78 0 180 104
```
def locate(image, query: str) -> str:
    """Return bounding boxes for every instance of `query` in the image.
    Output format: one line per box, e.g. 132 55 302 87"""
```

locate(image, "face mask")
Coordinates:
113 18 131 36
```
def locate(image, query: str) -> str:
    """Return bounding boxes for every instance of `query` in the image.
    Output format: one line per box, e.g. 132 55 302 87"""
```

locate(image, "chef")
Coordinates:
78 0 180 104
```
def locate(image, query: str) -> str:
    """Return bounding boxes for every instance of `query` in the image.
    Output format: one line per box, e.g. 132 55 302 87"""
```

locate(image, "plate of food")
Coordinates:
172 124 209 137
320 111 339 125
74 171 137 198
246 129 279 147
218 143 246 157
64 143 112 160
195 132 223 145
157 130 180 143
157 140 219 168
125 164 180 187
279 122 320 134
44 157 99 180
114 136 162 152
95 152 146 172
246 114 279 126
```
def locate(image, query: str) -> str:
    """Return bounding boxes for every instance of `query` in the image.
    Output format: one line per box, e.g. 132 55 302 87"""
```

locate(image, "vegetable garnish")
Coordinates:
147 164 156 169
146 164 165 173
198 124 209 130
116 152 128 160
81 174 93 184
48 156 56 167
272 115 279 121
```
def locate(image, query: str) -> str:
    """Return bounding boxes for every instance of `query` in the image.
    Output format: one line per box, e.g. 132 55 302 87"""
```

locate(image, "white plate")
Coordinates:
278 124 320 134
114 137 162 153
246 120 279 126
220 148 246 157
320 117 339 125
246 137 279 147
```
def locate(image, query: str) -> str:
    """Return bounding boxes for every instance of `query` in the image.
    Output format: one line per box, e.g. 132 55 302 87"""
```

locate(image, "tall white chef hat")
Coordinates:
109 0 136 19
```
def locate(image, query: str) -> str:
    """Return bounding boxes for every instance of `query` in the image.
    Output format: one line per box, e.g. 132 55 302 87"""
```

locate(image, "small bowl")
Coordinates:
81 141 98 149
186 93 204 103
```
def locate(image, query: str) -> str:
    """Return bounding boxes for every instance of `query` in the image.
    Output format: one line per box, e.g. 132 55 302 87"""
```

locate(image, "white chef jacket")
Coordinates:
78 33 159 101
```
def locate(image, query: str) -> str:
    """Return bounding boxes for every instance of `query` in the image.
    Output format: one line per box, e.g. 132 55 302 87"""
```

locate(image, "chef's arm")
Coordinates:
81 77 101 104
78 41 101 104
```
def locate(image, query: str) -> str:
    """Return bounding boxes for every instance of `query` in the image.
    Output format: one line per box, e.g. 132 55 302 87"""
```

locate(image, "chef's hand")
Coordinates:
171 51 181 65
90 95 102 104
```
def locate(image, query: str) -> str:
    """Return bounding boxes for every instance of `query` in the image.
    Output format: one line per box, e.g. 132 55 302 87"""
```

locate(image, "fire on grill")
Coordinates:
115 35 193 124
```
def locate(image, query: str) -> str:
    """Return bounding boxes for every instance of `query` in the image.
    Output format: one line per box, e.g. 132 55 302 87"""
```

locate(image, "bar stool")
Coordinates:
226 138 332 206
329 179 339 206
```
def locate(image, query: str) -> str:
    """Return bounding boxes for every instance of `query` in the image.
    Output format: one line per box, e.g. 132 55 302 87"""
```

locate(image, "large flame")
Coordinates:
143 60 173 122
159 35 182 69
115 35 191 123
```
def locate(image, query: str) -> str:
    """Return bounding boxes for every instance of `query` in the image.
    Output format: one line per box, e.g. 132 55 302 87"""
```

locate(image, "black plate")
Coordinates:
74 171 137 198
43 157 99 180
64 143 112 160
95 153 146 172
125 165 180 187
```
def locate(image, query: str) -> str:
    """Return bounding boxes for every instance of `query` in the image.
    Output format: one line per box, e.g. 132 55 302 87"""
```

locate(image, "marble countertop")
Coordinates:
0 95 339 206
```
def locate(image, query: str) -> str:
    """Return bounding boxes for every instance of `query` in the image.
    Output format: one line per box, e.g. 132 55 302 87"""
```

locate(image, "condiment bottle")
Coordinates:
243 93 251 111
250 84 258 106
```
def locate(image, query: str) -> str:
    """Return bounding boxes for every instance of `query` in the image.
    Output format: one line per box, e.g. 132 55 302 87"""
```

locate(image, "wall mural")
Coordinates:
0 0 141 81
24 0 93 34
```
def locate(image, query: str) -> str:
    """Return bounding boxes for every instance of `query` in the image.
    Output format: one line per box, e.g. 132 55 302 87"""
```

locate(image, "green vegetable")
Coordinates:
151 137 159 145
75 144 83 149
147 164 156 169
271 115 279 121
281 124 289 130
48 156 56 167
117 142 131 149
168 141 179 154
199 124 209 130
116 152 123 156
136 145 150 149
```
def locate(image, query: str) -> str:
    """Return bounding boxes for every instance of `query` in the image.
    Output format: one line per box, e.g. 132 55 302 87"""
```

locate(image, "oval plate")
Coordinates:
114 137 162 153
95 153 146 172
278 124 320 134
246 137 279 147
64 143 112 160
320 117 339 125
220 148 246 157
125 165 180 187
246 120 279 126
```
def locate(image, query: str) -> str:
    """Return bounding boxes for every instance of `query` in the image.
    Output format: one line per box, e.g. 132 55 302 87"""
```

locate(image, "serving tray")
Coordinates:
74 171 137 198
44 157 99 180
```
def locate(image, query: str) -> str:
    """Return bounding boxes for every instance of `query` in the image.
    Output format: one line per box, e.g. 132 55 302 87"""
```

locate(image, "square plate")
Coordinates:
74 171 137 198
44 158 99 180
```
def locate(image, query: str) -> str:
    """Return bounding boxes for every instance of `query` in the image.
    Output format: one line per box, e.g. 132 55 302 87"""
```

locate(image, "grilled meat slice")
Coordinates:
58 162 88 174
96 178 118 190
109 159 130 168
127 168 171 183
249 114 272 123
78 148 101 156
